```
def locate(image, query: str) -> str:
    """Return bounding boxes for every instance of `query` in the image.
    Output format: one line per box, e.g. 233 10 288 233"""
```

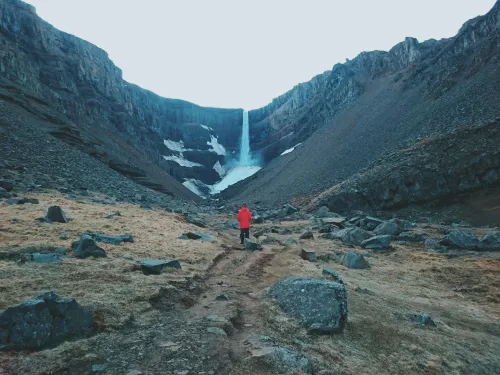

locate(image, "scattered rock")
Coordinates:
359 216 384 231
270 276 348 333
407 313 436 327
397 231 427 242
279 228 293 235
223 220 239 229
283 204 298 216
59 233 69 240
331 227 373 246
341 251 370 269
361 235 391 250
389 218 415 231
253 229 269 238
206 327 227 336
215 294 229 301
9 197 40 205
317 370 336 375
46 206 69 223
104 211 121 219
300 231 314 240
253 215 264 224
261 236 278 245
92 233 134 245
374 221 400 236
31 252 64 264
251 346 314 374
74 235 107 259
0 187 10 199
0 291 94 350
315 206 330 217
177 234 189 240
244 238 262 251
322 268 344 284
479 231 500 250
440 229 480 249
92 364 107 373
300 248 317 262
0 180 14 192
182 231 213 241
284 239 298 245
141 259 181 275
424 238 448 252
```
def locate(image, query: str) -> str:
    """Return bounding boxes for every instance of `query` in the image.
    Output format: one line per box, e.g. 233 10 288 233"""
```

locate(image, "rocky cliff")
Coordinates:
0 0 242 197
225 0 500 209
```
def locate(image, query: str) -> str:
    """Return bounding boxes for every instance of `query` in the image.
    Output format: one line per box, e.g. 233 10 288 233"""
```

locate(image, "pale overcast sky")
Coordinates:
24 0 495 110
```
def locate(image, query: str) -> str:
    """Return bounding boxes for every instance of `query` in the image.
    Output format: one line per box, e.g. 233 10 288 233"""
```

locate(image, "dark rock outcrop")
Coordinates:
300 248 317 262
73 234 107 258
341 252 370 269
440 229 480 249
269 276 348 333
479 231 500 250
46 206 69 223
0 291 94 350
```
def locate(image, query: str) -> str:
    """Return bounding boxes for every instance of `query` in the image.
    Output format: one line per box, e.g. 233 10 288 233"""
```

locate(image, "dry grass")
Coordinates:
0 192 223 326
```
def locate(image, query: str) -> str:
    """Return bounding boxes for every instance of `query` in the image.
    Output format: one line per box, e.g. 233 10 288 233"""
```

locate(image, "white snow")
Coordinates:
200 124 213 131
213 161 226 177
163 155 203 168
183 179 207 198
164 139 185 153
280 143 302 156
211 166 261 194
207 135 226 156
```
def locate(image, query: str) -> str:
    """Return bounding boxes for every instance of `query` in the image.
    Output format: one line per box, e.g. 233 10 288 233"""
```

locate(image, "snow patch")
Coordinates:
164 139 185 153
280 143 302 156
213 161 226 177
163 155 203 168
200 124 213 132
183 179 207 198
211 166 261 194
207 135 226 156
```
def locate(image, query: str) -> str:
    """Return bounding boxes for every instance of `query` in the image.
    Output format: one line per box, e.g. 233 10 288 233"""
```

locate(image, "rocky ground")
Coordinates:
1 193 499 375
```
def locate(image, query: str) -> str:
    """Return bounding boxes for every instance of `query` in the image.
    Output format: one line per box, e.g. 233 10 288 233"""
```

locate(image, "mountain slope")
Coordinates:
224 1 500 207
0 0 242 198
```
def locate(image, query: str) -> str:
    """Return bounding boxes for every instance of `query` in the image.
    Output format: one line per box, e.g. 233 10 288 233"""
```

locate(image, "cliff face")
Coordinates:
226 1 500 207
0 0 242 196
248 1 500 162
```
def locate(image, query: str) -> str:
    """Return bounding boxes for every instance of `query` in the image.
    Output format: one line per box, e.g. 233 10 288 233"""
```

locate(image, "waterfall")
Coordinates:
239 110 251 165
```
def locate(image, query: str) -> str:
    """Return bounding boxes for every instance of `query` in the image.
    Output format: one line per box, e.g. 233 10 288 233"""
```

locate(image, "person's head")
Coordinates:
242 203 247 208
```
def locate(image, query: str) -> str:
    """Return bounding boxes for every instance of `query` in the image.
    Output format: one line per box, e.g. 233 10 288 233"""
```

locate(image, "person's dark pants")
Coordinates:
240 228 250 244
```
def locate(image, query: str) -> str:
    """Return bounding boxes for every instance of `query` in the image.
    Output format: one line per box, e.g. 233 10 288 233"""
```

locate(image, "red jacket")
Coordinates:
237 207 252 229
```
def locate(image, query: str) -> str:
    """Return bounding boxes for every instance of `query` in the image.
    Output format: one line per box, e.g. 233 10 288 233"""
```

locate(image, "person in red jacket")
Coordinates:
237 204 252 244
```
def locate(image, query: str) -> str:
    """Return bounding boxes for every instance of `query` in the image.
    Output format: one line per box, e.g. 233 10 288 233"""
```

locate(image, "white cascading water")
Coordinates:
239 110 251 165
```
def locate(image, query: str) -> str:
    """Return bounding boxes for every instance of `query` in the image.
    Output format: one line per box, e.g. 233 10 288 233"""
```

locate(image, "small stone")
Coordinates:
284 239 298 245
59 233 69 240
425 238 448 252
244 238 262 251
300 231 314 240
407 313 436 327
183 231 213 241
31 252 63 264
215 294 230 301
104 211 121 219
300 248 317 262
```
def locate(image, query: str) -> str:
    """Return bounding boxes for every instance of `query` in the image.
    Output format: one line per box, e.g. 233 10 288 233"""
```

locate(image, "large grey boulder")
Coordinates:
141 259 181 275
0 292 94 350
359 216 384 231
269 276 348 333
46 206 69 223
361 235 391 250
479 231 500 250
283 204 298 216
341 251 370 269
425 238 448 252
251 346 314 374
73 235 107 258
374 221 400 236
330 227 373 246
440 229 480 249
300 248 317 262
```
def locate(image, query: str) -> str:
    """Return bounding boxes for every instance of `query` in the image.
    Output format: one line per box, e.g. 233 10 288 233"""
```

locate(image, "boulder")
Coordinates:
300 231 314 240
424 238 448 252
244 239 262 251
0 180 13 192
329 227 373 246
283 204 298 216
261 237 278 245
73 235 107 258
253 229 269 238
279 228 293 235
319 224 338 233
397 231 427 243
284 239 298 246
407 313 436 327
359 216 384 231
141 259 181 275
0 292 94 350
269 276 348 333
440 229 480 249
315 206 330 217
183 232 213 241
253 215 264 224
31 252 63 264
341 252 370 269
374 221 400 236
224 220 239 229
92 233 134 245
46 206 68 223
389 218 415 231
479 231 500 250
300 248 317 262
361 235 391 250
322 268 344 284
251 346 313 374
